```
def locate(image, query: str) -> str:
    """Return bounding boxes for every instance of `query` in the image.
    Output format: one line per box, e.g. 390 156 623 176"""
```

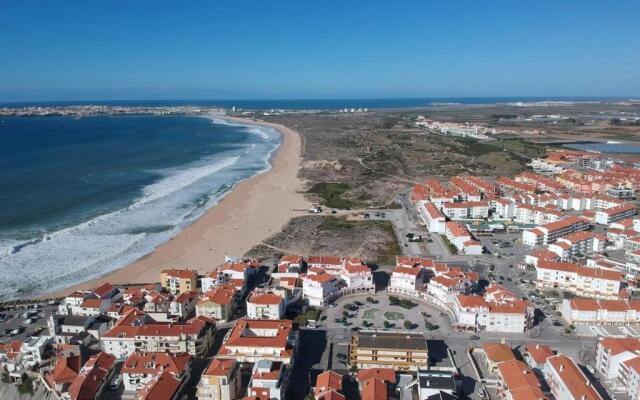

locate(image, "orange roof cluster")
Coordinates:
161 268 197 279
599 337 640 356
305 271 339 283
445 221 471 237
137 370 182 400
315 370 343 396
68 352 115 400
525 344 555 365
497 360 542 398
122 352 191 376
307 255 343 266
104 316 212 339
203 357 236 377
540 215 590 232
601 202 636 216
482 343 516 363
46 355 81 387
248 292 284 305
423 201 445 219
558 230 595 244
219 319 293 353
444 201 489 209
199 285 237 306
91 282 115 298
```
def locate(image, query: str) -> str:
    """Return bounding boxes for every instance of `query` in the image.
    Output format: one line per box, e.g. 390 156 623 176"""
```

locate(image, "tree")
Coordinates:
404 320 413 330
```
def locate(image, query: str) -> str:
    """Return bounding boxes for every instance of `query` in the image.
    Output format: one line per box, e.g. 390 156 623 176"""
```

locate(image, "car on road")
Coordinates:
10 326 25 336
24 318 35 324
110 375 122 391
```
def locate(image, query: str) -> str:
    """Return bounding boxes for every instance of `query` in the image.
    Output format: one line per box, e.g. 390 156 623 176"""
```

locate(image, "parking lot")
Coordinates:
0 301 59 344
575 324 640 338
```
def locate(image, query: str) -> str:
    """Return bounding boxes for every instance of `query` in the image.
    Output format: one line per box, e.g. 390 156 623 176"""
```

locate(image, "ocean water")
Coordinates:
1 96 628 110
0 115 280 299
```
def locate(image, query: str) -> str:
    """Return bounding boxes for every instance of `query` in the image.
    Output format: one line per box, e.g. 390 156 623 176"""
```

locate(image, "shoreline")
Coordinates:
45 115 309 298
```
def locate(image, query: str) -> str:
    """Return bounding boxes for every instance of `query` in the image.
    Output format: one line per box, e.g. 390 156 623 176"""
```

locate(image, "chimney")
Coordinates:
536 344 540 349
560 364 564 372
581 396 586 400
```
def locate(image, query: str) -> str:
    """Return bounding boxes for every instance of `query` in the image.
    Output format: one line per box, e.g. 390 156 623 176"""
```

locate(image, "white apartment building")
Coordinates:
453 295 534 333
514 203 563 225
195 285 237 322
444 221 483 255
246 360 288 400
561 298 640 325
302 272 340 307
442 201 490 220
493 198 515 219
216 319 298 364
246 292 285 320
121 352 191 393
20 336 52 369
101 316 214 359
544 354 603 400
548 231 606 261
595 203 637 225
306 256 343 275
536 260 623 299
417 200 446 234
595 337 640 391
339 263 374 294
388 265 425 297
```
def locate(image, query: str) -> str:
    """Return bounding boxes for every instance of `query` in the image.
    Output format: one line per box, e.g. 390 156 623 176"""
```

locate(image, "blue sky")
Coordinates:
1 0 639 101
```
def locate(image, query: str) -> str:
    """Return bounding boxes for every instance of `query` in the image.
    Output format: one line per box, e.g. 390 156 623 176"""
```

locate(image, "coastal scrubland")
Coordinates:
262 112 544 210
245 215 400 265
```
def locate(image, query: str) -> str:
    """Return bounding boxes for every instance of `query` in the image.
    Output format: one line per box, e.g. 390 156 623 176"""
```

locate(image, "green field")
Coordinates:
384 311 405 321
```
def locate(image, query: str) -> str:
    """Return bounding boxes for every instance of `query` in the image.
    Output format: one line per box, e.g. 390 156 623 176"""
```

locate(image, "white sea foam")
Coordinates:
0 118 282 299
137 156 240 206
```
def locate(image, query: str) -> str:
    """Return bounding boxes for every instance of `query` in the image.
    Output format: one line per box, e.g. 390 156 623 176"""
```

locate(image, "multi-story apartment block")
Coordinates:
101 316 214 359
246 291 285 320
536 260 623 299
216 319 298 364
349 330 428 371
595 203 636 225
562 298 640 325
548 231 606 261
544 354 603 400
453 293 534 333
595 337 640 391
339 262 374 294
302 271 340 306
196 358 241 400
523 216 591 246
417 200 446 234
195 284 237 322
160 269 197 295
442 201 490 220
121 352 191 393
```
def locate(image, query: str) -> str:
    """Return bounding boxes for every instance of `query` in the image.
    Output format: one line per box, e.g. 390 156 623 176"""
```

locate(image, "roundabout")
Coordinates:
321 291 451 333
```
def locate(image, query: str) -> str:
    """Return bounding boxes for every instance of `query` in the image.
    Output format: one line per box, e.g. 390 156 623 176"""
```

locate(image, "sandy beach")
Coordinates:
48 116 309 297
